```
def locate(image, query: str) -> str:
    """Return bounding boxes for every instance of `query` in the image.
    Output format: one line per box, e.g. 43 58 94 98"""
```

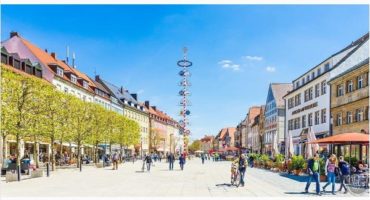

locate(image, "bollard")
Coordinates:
80 158 82 172
46 162 50 177
17 165 21 181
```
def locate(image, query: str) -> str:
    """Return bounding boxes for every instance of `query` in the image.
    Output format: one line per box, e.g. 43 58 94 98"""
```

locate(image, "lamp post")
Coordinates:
329 115 334 154
141 137 143 159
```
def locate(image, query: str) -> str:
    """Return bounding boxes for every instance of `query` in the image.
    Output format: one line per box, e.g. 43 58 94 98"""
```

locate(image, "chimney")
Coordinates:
45 49 48 53
144 101 150 108
152 106 157 110
131 93 137 101
95 75 100 81
72 52 76 68
10 31 19 38
51 52 56 59
120 86 124 93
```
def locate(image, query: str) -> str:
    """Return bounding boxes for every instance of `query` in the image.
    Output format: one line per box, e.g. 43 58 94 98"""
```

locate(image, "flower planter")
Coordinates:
293 169 302 176
320 175 326 182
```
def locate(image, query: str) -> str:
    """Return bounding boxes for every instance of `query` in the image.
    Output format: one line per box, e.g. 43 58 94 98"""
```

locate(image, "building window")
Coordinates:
347 80 353 93
346 111 352 124
302 115 306 128
357 75 364 89
355 109 364 122
311 71 315 79
57 67 64 77
295 82 299 89
324 63 330 72
315 83 320 98
306 74 310 82
308 87 313 100
317 68 321 76
337 84 344 97
321 81 326 95
56 84 62 90
315 111 320 125
83 81 89 89
308 113 313 126
64 87 68 93
321 109 326 124
294 94 300 106
288 98 293 109
304 90 309 102
336 113 342 126
71 75 77 84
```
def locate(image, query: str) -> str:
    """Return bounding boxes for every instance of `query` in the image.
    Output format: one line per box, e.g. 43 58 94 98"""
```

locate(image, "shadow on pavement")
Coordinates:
215 183 235 187
285 191 317 195
279 173 308 182
135 171 146 173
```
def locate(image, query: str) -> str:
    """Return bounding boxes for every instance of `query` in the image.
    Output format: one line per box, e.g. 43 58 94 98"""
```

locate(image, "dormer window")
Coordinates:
83 81 89 89
317 68 321 75
71 74 77 84
324 63 330 72
57 67 64 77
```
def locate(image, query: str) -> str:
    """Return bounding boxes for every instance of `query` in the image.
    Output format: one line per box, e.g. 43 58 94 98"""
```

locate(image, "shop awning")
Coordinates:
307 132 369 145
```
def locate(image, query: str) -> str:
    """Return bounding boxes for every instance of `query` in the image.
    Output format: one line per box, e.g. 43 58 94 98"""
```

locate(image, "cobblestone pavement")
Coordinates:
1 158 369 197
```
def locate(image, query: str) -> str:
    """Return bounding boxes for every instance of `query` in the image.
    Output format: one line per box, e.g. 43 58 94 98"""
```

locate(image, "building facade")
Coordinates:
97 77 150 156
264 83 292 156
284 33 369 157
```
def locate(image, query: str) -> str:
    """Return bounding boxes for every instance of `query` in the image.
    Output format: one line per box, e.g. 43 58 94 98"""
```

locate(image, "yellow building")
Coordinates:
329 58 369 161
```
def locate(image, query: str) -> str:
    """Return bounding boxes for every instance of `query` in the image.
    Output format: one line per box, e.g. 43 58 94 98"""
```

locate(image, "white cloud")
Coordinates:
243 55 263 61
137 89 144 94
266 66 276 72
218 60 240 71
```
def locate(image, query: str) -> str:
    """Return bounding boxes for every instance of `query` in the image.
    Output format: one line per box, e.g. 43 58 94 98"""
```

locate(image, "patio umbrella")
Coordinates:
307 132 369 144
225 146 239 151
288 131 294 157
309 127 319 155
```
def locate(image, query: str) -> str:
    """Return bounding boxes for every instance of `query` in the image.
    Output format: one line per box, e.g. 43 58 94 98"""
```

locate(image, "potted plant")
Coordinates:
274 154 285 172
319 158 327 182
260 154 270 169
292 155 305 175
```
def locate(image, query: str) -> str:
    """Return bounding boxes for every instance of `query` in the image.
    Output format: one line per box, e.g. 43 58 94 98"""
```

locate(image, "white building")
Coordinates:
264 83 292 156
284 33 369 157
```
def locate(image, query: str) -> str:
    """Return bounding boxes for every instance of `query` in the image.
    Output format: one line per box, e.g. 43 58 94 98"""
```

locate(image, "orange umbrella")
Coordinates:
225 146 239 151
307 132 369 144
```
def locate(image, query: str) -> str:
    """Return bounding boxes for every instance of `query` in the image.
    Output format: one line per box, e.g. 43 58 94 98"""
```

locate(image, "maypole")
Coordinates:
177 47 192 155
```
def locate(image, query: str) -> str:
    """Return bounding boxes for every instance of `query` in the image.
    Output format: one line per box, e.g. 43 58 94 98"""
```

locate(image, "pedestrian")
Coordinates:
238 154 248 187
144 153 152 172
112 151 119 170
323 154 339 195
168 153 175 170
304 153 321 195
179 154 186 170
338 156 350 194
201 153 205 164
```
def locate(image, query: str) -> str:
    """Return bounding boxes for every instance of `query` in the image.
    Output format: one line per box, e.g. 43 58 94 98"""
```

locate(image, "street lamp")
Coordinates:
141 137 143 159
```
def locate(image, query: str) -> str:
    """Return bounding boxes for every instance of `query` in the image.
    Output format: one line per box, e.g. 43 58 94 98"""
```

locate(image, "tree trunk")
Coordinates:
1 135 7 165
59 138 63 158
33 136 40 168
50 137 55 171
109 141 112 155
120 144 123 163
16 134 21 168
94 141 99 163
77 141 81 168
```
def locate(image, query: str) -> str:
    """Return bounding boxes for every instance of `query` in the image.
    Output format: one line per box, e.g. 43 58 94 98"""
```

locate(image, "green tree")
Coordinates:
188 140 201 153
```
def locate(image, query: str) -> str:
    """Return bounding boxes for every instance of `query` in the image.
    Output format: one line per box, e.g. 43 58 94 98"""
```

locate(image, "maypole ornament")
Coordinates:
177 47 192 155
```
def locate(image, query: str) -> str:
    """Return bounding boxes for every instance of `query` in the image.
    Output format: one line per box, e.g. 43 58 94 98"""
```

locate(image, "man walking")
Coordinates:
238 154 248 187
179 154 186 170
305 153 321 195
144 153 152 172
168 153 175 170
338 156 350 194
112 151 119 170
201 153 205 164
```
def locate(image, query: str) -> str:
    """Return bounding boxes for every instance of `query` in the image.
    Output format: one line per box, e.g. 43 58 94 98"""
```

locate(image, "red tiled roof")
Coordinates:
19 36 95 94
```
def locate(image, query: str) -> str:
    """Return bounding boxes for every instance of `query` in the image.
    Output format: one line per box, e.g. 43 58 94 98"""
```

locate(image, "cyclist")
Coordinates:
230 158 239 185
231 154 248 187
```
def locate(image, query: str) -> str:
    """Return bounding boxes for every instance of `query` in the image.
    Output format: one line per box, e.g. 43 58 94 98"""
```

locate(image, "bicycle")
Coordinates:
231 163 241 187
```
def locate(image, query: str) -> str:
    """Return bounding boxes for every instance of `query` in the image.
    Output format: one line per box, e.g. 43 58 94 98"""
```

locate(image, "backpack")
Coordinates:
113 153 118 161
341 163 350 175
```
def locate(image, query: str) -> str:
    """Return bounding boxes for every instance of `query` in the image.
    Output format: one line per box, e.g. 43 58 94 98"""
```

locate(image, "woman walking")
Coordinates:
179 154 186 170
322 154 338 195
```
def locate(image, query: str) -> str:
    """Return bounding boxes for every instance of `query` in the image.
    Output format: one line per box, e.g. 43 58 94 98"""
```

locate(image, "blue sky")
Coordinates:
1 5 369 140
